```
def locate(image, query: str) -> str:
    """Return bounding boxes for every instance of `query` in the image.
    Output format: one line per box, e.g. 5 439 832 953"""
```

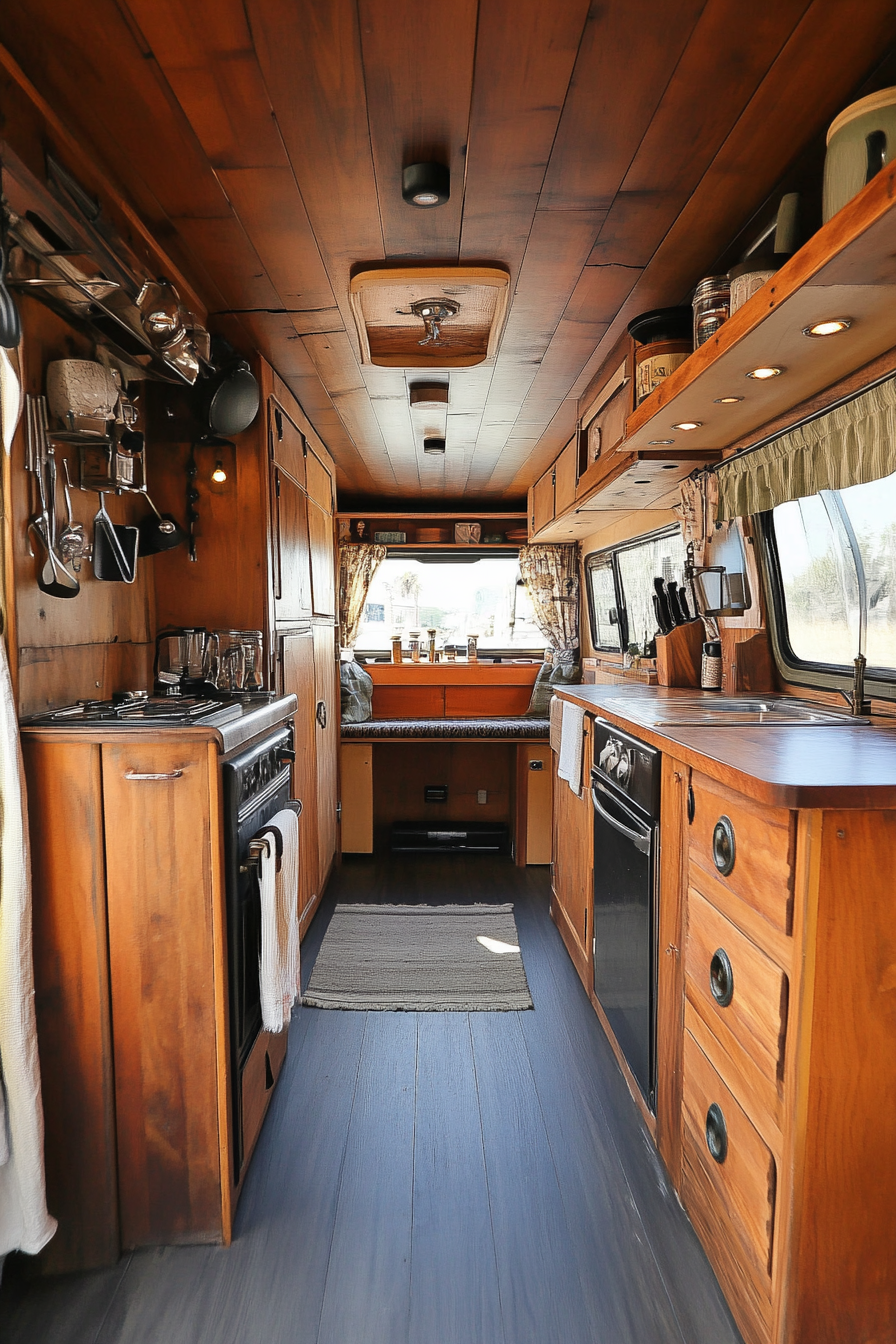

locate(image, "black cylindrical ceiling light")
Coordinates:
402 162 450 208
423 437 446 455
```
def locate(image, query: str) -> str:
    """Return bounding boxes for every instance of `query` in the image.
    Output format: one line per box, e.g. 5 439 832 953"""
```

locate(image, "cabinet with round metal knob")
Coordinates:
712 814 736 875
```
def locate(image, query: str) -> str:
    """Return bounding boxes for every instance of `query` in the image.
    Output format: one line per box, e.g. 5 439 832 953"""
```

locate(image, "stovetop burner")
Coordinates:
25 695 241 725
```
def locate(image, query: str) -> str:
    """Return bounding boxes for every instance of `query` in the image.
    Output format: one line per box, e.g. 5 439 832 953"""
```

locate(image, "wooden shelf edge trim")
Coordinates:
623 160 896 440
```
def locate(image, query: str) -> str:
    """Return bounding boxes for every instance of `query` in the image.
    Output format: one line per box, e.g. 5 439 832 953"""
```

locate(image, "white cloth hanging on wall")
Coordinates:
0 345 57 1259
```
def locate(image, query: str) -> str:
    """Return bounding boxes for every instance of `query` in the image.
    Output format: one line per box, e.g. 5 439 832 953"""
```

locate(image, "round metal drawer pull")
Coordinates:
709 948 734 1007
712 815 736 875
705 1103 728 1164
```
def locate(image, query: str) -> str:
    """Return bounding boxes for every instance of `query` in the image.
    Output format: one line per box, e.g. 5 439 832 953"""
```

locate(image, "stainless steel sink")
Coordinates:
604 695 867 727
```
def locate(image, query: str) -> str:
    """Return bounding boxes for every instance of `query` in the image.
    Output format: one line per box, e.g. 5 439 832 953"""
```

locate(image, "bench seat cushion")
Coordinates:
341 717 550 739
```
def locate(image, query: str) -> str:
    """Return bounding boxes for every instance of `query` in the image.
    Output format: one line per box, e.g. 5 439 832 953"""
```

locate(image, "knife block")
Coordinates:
655 621 704 688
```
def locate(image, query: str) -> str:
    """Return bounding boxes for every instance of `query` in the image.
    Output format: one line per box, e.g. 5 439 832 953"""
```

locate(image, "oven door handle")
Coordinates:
591 779 652 855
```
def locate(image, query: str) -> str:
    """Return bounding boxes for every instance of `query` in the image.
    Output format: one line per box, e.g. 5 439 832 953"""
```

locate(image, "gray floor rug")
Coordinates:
304 903 533 1011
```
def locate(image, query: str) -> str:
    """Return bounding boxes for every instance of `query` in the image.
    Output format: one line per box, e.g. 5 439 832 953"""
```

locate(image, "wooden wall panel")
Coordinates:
372 741 514 832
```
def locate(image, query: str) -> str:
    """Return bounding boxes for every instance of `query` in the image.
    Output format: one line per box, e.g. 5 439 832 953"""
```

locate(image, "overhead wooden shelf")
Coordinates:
529 159 896 542
622 158 896 457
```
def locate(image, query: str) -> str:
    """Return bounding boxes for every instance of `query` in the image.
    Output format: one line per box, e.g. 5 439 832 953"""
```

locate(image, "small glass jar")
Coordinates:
445 644 457 663
692 275 731 348
427 628 437 663
409 631 421 663
391 635 403 664
466 634 479 663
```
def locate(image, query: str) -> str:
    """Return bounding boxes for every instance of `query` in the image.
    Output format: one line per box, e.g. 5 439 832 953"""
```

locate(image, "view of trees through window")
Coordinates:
772 470 896 672
354 555 544 652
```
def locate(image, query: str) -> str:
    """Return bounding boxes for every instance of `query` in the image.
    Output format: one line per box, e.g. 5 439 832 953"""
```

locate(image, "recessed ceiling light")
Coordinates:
713 396 743 404
746 366 784 380
648 438 675 445
671 421 702 431
803 317 853 337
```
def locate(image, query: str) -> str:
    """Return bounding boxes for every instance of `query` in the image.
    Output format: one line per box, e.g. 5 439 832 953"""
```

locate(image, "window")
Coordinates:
585 526 687 653
767 470 896 679
353 554 544 653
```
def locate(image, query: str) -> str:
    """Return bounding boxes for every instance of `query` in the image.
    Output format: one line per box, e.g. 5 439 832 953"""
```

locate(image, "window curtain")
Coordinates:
338 543 387 649
518 543 579 664
715 377 896 521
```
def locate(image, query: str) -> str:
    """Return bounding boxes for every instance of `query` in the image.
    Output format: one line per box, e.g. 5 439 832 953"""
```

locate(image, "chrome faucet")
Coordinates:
841 654 872 716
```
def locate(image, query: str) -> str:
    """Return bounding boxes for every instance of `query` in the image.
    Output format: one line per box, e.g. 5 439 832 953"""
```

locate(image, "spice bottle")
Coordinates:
391 635 403 664
701 640 723 691
466 634 479 663
409 631 421 663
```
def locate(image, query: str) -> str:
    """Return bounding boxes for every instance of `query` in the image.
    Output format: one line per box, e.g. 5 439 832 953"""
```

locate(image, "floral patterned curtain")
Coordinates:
518 543 579 664
338 543 387 648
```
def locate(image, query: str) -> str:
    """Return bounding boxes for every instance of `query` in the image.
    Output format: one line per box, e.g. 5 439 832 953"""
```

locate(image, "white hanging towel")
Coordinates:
0 344 57 1259
258 807 301 1032
557 700 585 797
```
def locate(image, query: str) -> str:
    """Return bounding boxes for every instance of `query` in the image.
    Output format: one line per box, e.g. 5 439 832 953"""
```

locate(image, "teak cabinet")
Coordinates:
23 729 287 1274
550 717 593 987
669 768 896 1344
152 360 339 928
552 711 896 1344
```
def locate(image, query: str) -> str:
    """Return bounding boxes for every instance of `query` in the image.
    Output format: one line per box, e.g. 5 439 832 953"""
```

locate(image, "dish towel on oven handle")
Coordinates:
257 807 301 1033
557 700 585 797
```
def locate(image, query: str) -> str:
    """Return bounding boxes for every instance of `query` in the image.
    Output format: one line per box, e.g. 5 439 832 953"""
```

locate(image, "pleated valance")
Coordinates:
715 377 896 521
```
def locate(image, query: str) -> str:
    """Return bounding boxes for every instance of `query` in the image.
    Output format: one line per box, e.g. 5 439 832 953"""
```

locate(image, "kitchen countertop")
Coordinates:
555 684 896 808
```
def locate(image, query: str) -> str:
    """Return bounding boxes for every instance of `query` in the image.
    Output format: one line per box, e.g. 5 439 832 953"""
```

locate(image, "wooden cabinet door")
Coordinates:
280 628 319 923
551 718 593 988
313 624 339 891
553 436 578 515
308 497 336 617
532 466 555 535
272 465 313 624
306 445 334 514
101 740 225 1248
269 397 306 490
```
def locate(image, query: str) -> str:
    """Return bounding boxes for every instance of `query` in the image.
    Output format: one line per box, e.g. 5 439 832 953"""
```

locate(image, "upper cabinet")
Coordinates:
305 446 336 618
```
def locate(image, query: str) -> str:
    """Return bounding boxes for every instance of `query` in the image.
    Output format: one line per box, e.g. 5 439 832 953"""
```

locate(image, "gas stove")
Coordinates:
23 692 240 726
22 691 299 757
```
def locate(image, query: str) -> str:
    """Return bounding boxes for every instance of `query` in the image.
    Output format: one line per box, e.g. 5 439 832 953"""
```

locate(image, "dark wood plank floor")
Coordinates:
0 855 743 1344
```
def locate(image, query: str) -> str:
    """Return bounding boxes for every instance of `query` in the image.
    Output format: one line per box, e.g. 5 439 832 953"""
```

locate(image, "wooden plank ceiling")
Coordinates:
1 1 894 503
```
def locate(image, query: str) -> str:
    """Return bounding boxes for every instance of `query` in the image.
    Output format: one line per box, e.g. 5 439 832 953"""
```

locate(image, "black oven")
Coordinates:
222 723 296 1179
590 717 660 1114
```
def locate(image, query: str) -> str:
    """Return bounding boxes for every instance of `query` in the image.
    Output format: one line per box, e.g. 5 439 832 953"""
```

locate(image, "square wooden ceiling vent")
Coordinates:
349 266 510 368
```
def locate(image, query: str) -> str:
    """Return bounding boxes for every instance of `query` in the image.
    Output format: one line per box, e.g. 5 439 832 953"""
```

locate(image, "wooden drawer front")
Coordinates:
686 887 788 1095
681 1031 775 1342
688 774 794 933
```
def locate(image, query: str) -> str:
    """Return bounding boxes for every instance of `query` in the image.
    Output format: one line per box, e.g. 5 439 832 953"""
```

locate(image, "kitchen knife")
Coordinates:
652 577 673 634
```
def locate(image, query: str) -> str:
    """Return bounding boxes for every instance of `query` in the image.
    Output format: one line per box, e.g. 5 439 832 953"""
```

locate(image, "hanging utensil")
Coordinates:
137 489 188 554
58 458 90 571
0 239 22 350
92 492 138 582
27 397 79 597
